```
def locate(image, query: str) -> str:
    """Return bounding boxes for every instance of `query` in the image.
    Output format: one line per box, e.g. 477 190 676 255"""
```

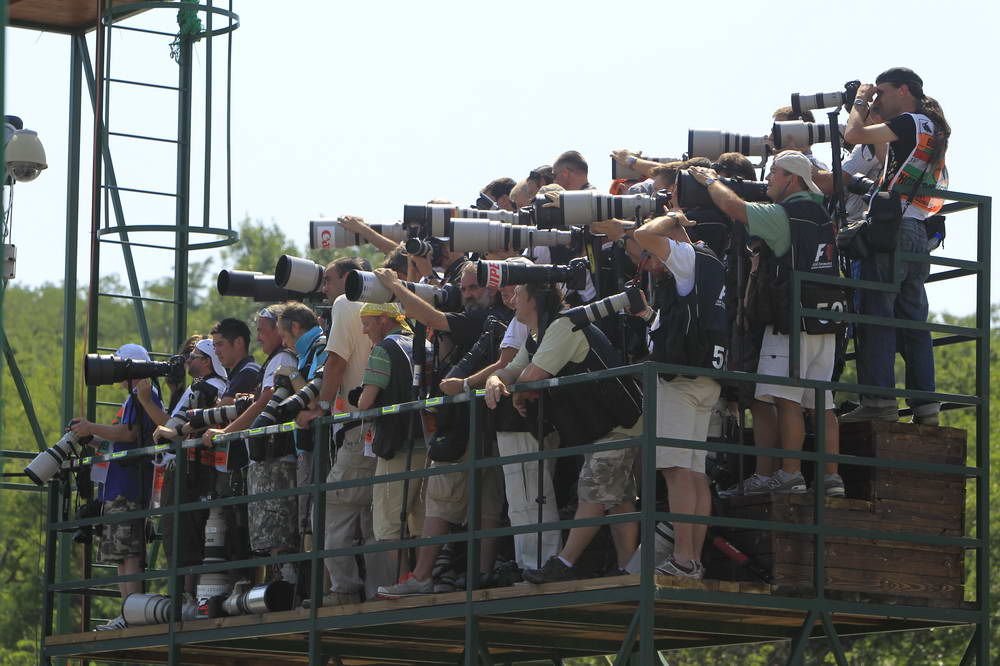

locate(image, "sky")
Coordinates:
3 0 997 317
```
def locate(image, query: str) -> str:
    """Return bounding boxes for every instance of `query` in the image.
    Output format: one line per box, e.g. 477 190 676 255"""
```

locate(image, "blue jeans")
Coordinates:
855 218 938 416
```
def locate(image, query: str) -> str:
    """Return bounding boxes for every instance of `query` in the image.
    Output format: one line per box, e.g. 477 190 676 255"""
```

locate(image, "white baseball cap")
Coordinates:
194 337 228 378
772 150 822 195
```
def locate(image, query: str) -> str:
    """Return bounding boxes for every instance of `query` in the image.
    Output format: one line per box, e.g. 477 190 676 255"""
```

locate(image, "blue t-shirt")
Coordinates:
99 391 162 503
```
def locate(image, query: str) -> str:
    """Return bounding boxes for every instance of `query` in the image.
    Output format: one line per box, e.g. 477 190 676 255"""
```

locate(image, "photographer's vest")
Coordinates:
371 333 419 460
648 244 729 380
752 198 846 335
883 112 947 218
524 322 642 448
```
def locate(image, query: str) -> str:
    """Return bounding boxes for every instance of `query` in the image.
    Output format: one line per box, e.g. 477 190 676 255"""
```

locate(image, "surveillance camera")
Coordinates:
4 124 47 183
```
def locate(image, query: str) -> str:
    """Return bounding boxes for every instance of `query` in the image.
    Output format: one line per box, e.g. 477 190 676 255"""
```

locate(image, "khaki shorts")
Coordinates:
246 458 299 553
577 431 638 508
98 496 146 565
372 446 427 541
424 444 505 525
655 376 721 472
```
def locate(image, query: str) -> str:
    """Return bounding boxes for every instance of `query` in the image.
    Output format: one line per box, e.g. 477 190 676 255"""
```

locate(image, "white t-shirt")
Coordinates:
500 318 529 350
662 240 696 297
324 294 373 408
263 350 298 391
169 376 227 418
842 143 882 223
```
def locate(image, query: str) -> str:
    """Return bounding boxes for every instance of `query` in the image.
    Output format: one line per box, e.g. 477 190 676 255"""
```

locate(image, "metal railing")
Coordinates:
27 186 993 665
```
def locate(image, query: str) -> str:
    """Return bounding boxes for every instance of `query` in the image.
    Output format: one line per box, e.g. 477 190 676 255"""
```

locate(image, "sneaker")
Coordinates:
522 556 576 584
766 470 808 494
839 405 898 423
95 615 127 631
823 473 846 497
377 573 434 599
656 558 703 580
719 473 772 498
301 591 360 608
491 559 523 588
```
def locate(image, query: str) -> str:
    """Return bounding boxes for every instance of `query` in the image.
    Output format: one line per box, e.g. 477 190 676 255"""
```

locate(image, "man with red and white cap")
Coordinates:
689 153 846 498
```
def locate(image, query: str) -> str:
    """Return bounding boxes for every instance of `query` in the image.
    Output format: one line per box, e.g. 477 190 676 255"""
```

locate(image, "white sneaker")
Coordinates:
655 558 703 580
377 573 434 599
95 615 127 631
766 470 808 494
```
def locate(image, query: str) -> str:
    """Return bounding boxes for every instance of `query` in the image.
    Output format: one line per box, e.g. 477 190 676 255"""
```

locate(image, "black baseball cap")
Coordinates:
875 67 923 89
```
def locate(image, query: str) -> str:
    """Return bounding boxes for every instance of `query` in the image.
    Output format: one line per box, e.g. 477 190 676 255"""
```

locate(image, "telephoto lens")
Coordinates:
309 219 407 250
533 191 669 229
217 269 305 302
344 270 463 312
220 580 295 616
476 257 590 290
24 429 92 485
274 255 325 295
121 593 172 626
403 237 437 257
275 375 323 421
402 203 533 238
673 170 770 210
564 284 646 329
84 353 185 387
790 80 860 115
202 506 227 562
771 120 844 149
446 219 580 254
184 396 253 431
687 129 769 162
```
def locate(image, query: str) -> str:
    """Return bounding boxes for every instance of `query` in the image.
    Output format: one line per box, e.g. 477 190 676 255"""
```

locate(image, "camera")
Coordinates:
446 219 580 254
611 155 677 181
532 191 669 229
402 203 533 239
790 80 861 115
477 257 590 291
84 353 185 387
403 236 443 258
274 255 326 296
564 285 646 329
275 375 323 422
771 120 844 149
846 174 876 196
344 270 462 311
673 169 770 210
688 129 769 162
309 220 407 250
217 269 306 302
24 429 92 485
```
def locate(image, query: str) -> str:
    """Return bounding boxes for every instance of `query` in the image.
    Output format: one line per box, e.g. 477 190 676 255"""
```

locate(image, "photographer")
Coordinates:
204 306 299 579
296 257 389 607
631 212 726 578
71 343 162 630
153 337 228 594
688 152 845 497
356 303 429 582
485 282 642 584
841 67 950 426
479 177 517 211
210 318 260 403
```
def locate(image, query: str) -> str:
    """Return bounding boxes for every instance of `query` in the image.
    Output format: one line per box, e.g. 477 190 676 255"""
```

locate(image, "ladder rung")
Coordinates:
108 131 179 145
107 77 181 92
100 185 177 198
96 401 123 407
100 237 179 251
109 24 177 38
98 292 179 305
54 587 121 598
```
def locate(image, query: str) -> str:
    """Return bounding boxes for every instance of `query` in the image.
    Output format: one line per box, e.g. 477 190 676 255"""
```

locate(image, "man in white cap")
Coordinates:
70 343 163 630
689 153 846 497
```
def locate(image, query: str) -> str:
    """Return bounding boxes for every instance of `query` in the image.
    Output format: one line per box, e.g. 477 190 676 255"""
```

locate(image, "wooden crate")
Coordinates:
710 422 969 604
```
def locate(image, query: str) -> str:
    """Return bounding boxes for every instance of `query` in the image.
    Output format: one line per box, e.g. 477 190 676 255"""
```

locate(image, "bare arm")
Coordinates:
376 268 449 331
133 380 170 427
70 419 136 443
688 167 748 225
220 387 273 434
357 385 380 411
844 84 898 146
338 215 400 255
440 347 519 395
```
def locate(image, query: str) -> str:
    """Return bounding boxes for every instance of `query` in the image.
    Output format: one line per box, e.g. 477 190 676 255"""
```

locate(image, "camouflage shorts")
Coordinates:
98 496 146 565
577 439 637 508
246 458 299 553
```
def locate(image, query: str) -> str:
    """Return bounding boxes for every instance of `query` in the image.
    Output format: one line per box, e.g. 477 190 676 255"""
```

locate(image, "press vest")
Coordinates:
525 322 642 448
648 244 729 379
371 333 421 460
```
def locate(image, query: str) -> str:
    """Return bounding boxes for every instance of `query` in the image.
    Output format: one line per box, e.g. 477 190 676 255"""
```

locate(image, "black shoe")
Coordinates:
605 567 629 577
523 556 576 584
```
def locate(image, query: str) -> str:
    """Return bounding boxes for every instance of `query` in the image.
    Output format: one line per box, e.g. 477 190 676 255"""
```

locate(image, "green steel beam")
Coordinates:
1 333 48 450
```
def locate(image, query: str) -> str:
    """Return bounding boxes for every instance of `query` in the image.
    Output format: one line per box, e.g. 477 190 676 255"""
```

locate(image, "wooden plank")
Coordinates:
772 564 964 602
770 536 964 578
